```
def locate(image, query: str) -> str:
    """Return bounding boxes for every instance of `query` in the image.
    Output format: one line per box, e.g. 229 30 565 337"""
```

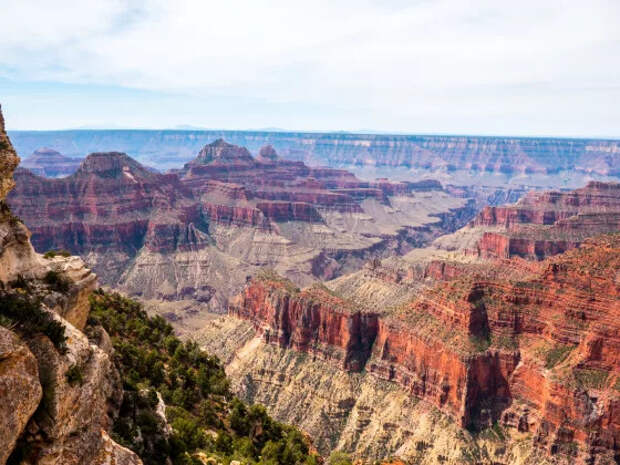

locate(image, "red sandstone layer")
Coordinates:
468 182 620 259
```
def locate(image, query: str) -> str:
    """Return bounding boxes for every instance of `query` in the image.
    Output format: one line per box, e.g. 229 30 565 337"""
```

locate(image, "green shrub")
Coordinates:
43 249 72 259
88 290 318 465
0 292 67 352
65 364 84 386
43 270 70 294
545 344 574 369
328 451 353 465
574 368 609 390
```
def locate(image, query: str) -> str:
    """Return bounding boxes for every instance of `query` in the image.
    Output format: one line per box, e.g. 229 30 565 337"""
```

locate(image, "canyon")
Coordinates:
9 130 620 188
4 108 620 465
19 147 83 178
8 139 473 319
197 181 620 465
0 106 321 465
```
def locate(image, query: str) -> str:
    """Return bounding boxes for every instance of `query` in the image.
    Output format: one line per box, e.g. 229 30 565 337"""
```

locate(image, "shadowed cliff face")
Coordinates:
8 140 474 309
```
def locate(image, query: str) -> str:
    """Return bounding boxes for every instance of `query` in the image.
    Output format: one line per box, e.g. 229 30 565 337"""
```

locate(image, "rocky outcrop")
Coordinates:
93 431 143 465
21 312 125 465
188 138 255 166
468 182 620 259
0 105 19 200
0 106 142 465
0 327 42 465
10 130 620 186
20 148 82 178
257 144 279 161
256 201 324 223
229 276 378 371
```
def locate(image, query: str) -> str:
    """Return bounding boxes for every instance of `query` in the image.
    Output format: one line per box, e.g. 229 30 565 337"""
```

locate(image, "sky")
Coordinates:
0 0 619 137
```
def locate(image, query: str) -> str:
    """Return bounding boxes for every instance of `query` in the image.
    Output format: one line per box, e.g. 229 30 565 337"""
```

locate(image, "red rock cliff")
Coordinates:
229 235 620 464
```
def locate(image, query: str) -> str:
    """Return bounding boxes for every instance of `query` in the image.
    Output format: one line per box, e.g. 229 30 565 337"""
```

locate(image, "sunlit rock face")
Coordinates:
210 182 620 465
468 181 620 259
0 105 20 201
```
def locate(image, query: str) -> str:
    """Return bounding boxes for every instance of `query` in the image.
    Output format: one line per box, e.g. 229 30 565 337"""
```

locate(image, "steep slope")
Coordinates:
198 182 620 464
8 141 474 316
0 105 320 465
324 181 620 316
9 152 204 286
467 181 620 259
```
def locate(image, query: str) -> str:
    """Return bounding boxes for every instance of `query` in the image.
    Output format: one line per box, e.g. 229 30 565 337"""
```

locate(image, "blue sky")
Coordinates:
1 0 619 137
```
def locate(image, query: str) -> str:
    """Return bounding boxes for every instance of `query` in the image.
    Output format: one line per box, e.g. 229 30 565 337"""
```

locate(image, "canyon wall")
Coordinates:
467 181 620 259
223 235 619 464
8 140 474 313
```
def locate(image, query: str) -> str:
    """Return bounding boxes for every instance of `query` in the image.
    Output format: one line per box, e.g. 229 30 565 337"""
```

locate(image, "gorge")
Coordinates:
3 105 619 465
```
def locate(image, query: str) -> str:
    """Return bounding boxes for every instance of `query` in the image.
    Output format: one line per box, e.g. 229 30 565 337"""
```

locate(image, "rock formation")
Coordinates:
222 234 620 464
197 181 620 464
8 140 474 314
468 181 620 259
0 106 142 465
0 326 42 465
0 106 19 201
20 147 82 178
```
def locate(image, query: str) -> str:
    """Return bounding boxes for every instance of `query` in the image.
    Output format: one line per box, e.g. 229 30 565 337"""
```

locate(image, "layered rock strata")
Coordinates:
467 181 620 259
9 129 620 186
20 147 82 178
225 234 620 464
8 140 473 311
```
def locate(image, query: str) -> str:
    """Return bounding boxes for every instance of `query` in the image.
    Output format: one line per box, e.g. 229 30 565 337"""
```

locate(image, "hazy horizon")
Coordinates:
8 125 620 142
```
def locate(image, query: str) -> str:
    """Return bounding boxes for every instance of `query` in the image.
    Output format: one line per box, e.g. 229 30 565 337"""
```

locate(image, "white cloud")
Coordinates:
0 0 619 135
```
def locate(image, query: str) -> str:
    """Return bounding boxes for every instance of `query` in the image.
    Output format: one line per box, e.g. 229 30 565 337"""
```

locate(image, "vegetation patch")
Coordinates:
43 249 72 259
65 364 84 386
255 269 301 294
0 292 67 352
43 270 71 294
491 333 518 351
88 290 319 465
573 368 609 390
544 344 574 369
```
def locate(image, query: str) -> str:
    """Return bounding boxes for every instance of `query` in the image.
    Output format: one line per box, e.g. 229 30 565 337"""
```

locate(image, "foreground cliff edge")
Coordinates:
0 105 140 464
0 106 320 465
